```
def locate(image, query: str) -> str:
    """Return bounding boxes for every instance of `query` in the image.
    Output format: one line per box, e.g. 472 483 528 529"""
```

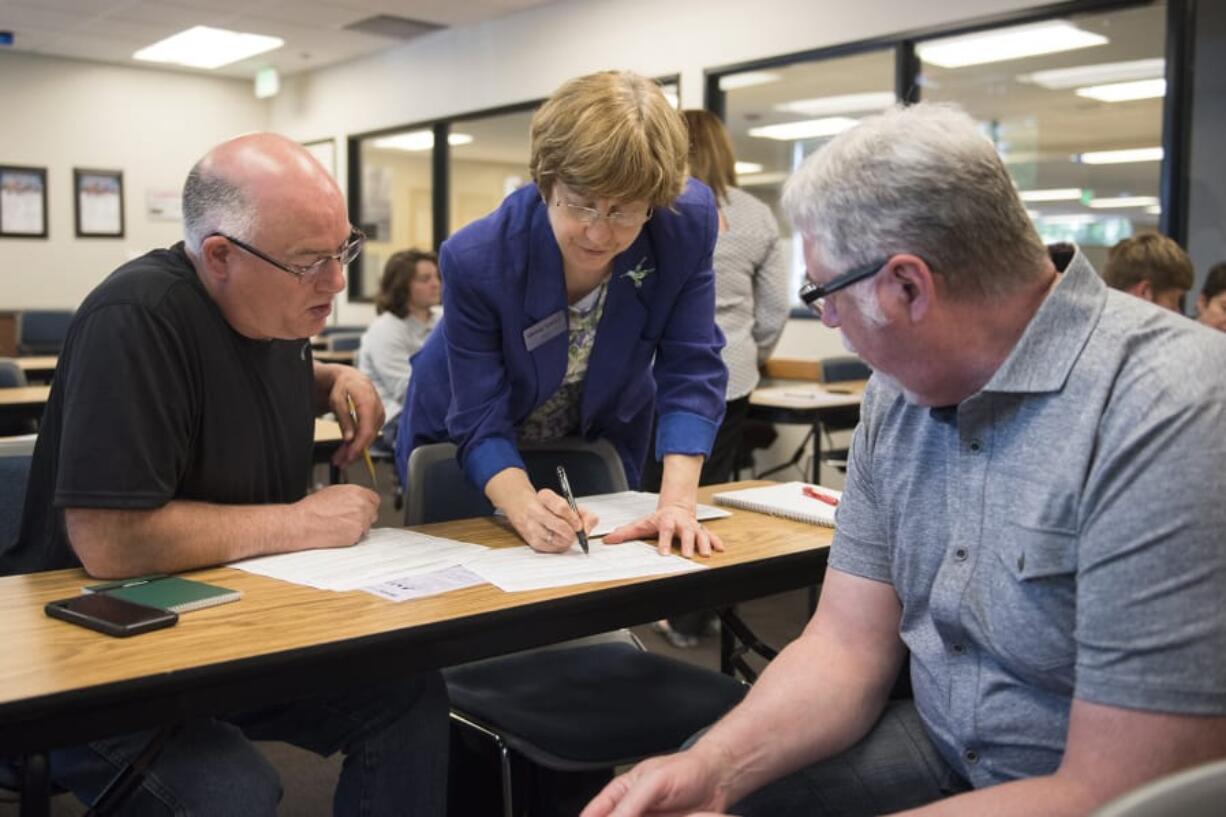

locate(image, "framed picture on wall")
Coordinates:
0 165 49 238
74 168 124 238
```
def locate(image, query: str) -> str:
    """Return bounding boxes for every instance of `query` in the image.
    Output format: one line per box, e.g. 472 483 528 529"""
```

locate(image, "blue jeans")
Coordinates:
48 671 449 816
731 700 971 817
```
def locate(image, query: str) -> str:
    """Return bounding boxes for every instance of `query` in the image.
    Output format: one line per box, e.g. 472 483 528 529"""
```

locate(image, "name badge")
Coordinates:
523 310 566 352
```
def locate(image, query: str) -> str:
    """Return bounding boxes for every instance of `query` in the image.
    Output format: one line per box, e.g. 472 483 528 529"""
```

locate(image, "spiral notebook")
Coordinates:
712 482 842 528
83 575 242 613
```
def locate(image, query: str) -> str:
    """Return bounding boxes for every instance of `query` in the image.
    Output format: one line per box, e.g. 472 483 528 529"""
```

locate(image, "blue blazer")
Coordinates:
396 180 727 490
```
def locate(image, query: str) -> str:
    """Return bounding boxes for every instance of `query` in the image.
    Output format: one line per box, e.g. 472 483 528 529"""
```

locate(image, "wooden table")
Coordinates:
0 482 829 754
14 356 57 383
0 385 51 424
313 349 355 365
749 380 867 484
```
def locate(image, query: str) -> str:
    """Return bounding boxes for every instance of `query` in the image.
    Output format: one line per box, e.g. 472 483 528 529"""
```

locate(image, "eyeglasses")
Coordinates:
799 257 891 319
554 199 653 230
209 228 365 280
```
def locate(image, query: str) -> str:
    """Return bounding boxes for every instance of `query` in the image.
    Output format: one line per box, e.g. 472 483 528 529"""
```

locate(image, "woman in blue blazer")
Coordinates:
397 71 728 555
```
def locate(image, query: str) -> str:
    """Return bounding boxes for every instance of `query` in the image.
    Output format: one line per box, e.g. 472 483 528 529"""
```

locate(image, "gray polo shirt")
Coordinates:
830 248 1226 788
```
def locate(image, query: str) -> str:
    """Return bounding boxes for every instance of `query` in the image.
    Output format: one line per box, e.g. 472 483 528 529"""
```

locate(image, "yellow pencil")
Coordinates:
345 394 379 490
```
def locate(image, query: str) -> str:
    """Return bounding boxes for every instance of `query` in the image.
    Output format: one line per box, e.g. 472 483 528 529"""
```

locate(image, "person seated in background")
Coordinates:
357 248 441 441
397 70 728 557
1101 231 1194 313
1195 261 1226 332
646 108 789 648
2 133 448 817
583 103 1226 817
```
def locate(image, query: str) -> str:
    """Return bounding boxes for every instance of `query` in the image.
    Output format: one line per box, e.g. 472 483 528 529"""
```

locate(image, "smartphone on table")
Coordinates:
45 593 179 637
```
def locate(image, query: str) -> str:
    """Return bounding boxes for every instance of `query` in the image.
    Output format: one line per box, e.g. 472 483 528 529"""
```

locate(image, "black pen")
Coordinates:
556 465 589 555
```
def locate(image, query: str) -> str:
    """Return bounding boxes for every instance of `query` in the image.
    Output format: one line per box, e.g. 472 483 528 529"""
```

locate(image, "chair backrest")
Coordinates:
1090 759 1226 817
406 437 628 525
0 359 28 389
327 332 363 352
17 310 74 355
0 454 33 553
820 355 871 383
319 324 366 337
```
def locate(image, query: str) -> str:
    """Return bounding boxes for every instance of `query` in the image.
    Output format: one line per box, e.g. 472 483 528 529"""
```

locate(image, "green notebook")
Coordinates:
83 575 242 613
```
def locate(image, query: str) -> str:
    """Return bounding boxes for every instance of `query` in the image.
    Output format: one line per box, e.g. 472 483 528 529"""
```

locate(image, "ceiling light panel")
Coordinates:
774 91 895 117
133 25 284 70
718 71 783 91
1019 57 1164 89
1017 188 1084 202
1087 196 1160 209
917 20 1107 69
748 117 858 141
373 131 474 151
1078 147 1164 164
1075 78 1166 102
735 162 764 174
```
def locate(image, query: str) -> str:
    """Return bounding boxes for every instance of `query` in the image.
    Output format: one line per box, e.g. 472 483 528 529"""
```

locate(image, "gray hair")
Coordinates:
181 162 255 255
782 102 1050 300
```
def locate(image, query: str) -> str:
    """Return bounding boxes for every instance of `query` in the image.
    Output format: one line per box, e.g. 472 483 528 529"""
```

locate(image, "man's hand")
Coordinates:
316 363 384 467
580 749 731 817
293 485 380 550
604 501 724 557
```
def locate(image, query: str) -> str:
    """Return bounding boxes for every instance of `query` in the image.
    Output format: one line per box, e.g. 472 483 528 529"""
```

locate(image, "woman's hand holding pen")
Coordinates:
487 468 598 553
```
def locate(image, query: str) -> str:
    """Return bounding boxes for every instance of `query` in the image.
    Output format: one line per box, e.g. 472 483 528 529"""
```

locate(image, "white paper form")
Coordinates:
524 491 730 538
463 539 706 593
231 528 489 591
363 565 485 602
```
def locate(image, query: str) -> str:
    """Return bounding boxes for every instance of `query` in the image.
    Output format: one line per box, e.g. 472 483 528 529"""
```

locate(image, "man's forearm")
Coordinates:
693 618 904 805
66 499 307 578
313 361 342 413
896 774 1098 817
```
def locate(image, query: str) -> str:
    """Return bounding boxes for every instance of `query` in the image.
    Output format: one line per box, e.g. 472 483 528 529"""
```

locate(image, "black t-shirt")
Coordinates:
3 243 315 574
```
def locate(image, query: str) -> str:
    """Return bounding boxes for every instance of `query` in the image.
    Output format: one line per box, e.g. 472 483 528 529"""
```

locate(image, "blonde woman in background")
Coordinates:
646 108 790 647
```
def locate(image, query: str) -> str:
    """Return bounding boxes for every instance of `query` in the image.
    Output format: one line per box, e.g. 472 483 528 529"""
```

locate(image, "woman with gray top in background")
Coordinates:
647 108 790 647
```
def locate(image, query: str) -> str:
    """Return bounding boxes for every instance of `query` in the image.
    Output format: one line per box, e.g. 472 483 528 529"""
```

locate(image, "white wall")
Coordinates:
269 0 1048 327
0 51 268 308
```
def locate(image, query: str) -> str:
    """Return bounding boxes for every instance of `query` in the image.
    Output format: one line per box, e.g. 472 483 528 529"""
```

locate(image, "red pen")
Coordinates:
802 485 839 506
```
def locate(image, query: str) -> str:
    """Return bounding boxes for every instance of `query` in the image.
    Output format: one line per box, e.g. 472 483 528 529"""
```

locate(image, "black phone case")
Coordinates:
45 596 179 637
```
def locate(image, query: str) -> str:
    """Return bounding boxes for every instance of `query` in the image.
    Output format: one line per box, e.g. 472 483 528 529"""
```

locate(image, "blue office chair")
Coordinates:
819 355 871 384
318 324 366 338
0 360 38 437
406 439 747 817
1091 758 1226 817
16 310 74 356
326 333 363 353
0 448 57 817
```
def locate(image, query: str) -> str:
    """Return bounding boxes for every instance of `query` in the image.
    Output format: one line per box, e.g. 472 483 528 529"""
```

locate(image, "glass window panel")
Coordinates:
919 3 1166 270
355 131 435 300
449 109 534 236
721 50 896 307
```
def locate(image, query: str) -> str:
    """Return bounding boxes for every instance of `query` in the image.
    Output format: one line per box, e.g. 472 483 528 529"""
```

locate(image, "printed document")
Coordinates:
231 528 489 591
464 539 706 593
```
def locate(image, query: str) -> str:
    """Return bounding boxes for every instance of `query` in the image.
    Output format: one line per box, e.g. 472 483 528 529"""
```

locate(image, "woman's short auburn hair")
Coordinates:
374 248 438 318
530 71 689 208
683 109 737 204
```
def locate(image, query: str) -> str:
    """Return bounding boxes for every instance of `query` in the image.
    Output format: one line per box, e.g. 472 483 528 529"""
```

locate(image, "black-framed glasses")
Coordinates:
799 257 891 319
209 228 365 280
554 199 653 230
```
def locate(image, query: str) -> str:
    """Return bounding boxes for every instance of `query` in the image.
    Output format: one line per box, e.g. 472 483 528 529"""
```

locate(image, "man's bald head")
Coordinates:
182 132 341 255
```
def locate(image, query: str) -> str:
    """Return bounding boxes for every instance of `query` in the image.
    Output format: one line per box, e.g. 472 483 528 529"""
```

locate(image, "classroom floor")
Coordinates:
4 463 815 817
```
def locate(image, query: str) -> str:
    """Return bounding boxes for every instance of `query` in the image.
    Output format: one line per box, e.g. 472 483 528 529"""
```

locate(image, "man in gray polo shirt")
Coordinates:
583 103 1226 817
